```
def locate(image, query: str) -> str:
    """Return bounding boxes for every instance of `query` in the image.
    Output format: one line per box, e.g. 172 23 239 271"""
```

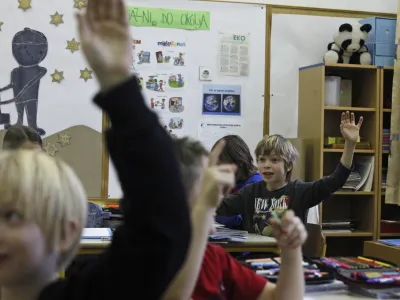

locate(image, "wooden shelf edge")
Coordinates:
380 233 400 237
324 231 373 237
324 106 376 112
323 148 375 153
383 108 392 113
324 63 378 70
334 191 374 195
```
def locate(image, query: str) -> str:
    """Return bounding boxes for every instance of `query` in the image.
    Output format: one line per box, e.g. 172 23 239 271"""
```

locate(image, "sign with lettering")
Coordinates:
127 7 210 31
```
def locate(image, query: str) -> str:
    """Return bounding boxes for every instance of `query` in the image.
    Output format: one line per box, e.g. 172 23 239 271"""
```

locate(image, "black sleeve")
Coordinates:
296 162 351 209
217 190 245 217
92 77 191 299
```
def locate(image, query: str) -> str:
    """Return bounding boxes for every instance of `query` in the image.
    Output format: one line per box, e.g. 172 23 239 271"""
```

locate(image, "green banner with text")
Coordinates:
127 6 210 31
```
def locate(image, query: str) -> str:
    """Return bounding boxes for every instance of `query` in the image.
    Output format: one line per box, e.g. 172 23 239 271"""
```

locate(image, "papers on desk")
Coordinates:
82 228 112 239
378 239 400 247
209 225 248 242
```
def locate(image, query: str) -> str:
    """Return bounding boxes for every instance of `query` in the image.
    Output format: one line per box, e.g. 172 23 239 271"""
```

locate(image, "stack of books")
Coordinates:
209 223 248 242
382 167 388 191
324 136 371 150
341 156 374 192
382 129 390 152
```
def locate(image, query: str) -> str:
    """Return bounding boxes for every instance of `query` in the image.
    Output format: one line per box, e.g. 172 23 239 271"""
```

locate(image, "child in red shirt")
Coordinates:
163 138 307 300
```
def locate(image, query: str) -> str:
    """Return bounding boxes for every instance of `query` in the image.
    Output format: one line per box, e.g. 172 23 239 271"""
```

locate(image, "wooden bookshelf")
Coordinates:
298 63 379 256
377 67 400 238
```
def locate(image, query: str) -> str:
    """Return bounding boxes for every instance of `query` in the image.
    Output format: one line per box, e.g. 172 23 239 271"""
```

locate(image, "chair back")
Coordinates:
302 223 326 257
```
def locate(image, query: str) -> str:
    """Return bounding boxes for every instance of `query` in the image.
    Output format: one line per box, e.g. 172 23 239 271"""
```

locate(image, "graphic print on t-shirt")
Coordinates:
253 195 289 236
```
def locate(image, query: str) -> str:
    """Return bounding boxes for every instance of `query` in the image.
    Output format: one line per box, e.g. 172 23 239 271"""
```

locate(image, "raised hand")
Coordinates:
340 111 363 144
270 210 307 250
76 0 131 90
197 140 236 209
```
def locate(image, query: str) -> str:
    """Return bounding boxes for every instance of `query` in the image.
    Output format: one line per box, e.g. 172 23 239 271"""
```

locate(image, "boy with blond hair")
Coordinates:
217 112 363 235
0 0 191 299
163 137 307 300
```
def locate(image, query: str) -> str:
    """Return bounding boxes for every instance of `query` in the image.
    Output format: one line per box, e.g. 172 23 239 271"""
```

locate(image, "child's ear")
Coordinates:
58 219 79 252
286 162 293 172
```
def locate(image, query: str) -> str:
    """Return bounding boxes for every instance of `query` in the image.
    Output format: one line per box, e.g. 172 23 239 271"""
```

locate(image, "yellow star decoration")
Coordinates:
0 22 3 31
18 0 32 11
57 133 72 147
80 68 93 82
50 69 64 83
50 12 64 26
44 143 59 157
73 0 87 10
66 38 80 53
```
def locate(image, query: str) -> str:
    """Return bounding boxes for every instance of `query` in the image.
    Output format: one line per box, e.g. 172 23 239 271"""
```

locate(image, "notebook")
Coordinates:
81 228 113 239
378 239 400 247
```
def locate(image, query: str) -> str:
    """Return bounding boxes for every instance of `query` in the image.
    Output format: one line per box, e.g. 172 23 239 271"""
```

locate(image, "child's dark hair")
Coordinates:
211 135 255 182
3 125 43 150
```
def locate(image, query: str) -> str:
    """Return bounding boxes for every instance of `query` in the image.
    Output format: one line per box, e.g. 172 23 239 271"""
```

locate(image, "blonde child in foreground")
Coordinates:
163 138 307 300
0 0 192 299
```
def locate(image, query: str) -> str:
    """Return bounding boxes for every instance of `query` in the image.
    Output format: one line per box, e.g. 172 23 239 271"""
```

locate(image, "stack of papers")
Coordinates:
209 226 248 240
81 228 113 239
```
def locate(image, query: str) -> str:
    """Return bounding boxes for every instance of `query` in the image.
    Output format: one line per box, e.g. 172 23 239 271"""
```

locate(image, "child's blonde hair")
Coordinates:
255 134 299 181
0 150 87 269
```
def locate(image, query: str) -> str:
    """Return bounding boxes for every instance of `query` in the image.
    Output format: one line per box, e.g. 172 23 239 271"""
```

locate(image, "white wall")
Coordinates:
195 0 397 14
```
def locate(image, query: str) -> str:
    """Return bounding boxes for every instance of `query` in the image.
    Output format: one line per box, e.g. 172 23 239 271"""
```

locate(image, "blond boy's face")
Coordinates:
257 153 291 190
0 206 52 286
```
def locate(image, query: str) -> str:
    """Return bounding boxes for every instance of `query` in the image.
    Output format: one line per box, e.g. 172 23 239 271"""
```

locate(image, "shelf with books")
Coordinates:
298 63 379 256
377 67 394 239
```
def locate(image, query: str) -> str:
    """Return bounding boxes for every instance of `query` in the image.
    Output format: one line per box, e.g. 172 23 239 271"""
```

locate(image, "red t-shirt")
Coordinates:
192 244 267 300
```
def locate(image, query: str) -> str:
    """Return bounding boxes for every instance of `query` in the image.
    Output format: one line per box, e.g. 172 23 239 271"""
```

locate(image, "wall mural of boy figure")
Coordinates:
0 28 48 135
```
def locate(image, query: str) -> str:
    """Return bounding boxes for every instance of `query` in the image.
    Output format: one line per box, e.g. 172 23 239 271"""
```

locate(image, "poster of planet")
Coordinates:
201 84 241 116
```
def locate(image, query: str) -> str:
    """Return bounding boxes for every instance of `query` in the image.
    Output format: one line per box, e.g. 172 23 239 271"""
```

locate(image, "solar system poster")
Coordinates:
202 84 241 116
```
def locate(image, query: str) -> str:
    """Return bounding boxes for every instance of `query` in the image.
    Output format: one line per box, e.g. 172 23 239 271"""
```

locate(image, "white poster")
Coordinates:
218 32 250 76
198 121 243 151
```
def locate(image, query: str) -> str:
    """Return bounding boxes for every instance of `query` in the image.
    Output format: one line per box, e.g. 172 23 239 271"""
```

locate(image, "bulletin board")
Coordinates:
0 0 106 198
107 0 266 199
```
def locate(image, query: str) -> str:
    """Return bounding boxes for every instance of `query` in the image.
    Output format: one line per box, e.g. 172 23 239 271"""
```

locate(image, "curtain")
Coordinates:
385 6 400 205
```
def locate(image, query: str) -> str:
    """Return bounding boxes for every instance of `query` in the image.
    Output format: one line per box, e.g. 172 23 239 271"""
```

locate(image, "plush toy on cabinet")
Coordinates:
323 23 372 65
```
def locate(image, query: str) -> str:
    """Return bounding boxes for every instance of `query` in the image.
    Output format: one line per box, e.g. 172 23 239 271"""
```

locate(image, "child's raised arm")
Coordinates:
75 0 191 298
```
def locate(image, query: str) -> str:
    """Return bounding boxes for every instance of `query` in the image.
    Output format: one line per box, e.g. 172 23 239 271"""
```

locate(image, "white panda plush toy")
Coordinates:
324 23 372 65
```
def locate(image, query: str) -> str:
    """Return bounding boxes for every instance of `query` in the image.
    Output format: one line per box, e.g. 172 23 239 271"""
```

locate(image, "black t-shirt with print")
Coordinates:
253 186 288 236
217 162 351 236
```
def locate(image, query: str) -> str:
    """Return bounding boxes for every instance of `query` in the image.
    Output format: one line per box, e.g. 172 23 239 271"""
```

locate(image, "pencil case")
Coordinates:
308 256 400 288
243 257 335 285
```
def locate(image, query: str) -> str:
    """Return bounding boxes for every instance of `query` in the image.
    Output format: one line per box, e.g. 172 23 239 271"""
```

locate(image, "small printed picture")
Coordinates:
169 97 184 113
168 74 184 88
202 94 222 114
172 52 185 66
222 94 241 115
150 96 167 111
146 75 167 92
156 51 164 63
137 50 151 64
137 76 144 90
169 117 183 129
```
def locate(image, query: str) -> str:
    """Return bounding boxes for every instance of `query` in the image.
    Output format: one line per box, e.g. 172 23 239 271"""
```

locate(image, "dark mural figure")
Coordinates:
0 28 48 135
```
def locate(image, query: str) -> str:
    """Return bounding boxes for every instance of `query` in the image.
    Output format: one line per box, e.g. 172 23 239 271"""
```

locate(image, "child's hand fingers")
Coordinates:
287 222 308 249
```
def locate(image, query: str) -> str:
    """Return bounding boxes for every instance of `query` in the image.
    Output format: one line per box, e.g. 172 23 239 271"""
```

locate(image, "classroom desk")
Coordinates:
305 290 370 299
220 234 278 253
363 241 400 266
78 234 278 255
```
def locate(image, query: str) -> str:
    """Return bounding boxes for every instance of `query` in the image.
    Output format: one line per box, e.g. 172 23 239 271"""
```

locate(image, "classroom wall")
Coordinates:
199 0 398 14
